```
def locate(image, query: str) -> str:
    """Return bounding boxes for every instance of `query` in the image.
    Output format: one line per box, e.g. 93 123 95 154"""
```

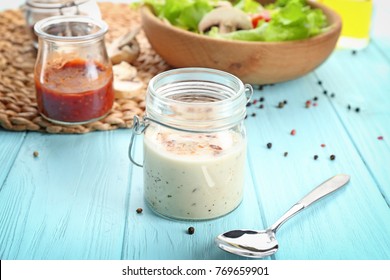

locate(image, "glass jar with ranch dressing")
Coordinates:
129 68 252 220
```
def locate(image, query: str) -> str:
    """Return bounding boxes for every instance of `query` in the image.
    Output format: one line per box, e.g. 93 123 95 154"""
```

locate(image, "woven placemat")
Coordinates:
0 2 170 134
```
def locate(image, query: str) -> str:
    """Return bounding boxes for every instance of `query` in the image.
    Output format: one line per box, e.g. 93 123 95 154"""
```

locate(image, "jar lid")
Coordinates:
26 0 89 9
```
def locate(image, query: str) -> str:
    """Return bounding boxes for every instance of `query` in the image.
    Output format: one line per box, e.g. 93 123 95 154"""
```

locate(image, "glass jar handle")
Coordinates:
128 115 148 168
245 84 253 104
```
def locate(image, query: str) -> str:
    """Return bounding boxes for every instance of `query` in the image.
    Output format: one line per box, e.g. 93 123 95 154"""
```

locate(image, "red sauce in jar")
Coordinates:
35 58 114 124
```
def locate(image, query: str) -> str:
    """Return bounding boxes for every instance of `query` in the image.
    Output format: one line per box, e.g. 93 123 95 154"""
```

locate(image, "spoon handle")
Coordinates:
269 174 350 233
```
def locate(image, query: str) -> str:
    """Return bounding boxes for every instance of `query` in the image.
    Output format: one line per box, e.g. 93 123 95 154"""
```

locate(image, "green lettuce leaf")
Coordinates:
143 0 215 32
233 0 263 14
142 0 328 41
211 0 327 42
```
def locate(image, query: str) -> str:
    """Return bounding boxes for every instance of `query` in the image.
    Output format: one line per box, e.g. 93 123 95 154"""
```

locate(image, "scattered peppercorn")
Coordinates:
188 226 195 235
283 100 288 105
355 107 360 113
258 85 264 91
259 97 265 102
318 80 322 85
290 129 296 136
136 208 143 214
277 101 284 108
251 112 256 117
245 115 248 119
284 152 288 157
267 142 272 149
313 96 318 101
314 155 318 160
330 93 335 98
347 105 351 110
323 90 328 95
246 102 251 107
378 136 384 140
330 154 336 160
352 50 357 55
33 151 39 157
259 104 264 109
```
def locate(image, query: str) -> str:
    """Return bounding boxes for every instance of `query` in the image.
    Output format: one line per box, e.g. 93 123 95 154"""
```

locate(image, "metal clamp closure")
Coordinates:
128 115 148 168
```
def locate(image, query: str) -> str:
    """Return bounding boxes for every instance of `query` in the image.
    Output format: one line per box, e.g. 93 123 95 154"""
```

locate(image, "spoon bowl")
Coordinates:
216 174 350 258
216 229 278 258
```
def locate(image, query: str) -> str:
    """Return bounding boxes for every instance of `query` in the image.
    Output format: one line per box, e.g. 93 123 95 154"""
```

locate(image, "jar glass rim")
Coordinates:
148 67 245 106
146 67 249 132
34 15 108 42
26 0 89 9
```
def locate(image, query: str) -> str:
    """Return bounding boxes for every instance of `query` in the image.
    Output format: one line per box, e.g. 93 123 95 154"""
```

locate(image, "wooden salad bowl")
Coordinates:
140 1 342 84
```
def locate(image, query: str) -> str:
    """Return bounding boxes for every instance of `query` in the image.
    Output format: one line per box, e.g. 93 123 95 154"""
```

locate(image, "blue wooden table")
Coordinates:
1 0 390 260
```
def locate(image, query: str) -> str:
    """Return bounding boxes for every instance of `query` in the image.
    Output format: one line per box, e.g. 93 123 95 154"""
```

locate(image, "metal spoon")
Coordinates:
215 174 350 258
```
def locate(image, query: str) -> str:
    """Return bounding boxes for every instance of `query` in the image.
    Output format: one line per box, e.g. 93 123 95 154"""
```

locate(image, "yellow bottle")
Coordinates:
319 0 373 49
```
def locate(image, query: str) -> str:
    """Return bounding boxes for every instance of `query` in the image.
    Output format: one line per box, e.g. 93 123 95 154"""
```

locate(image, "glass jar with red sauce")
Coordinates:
34 15 114 125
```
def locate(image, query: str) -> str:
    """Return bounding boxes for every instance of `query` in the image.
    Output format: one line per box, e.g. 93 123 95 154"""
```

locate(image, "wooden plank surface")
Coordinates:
0 131 132 259
315 46 390 204
243 69 390 259
0 132 25 187
1 0 390 261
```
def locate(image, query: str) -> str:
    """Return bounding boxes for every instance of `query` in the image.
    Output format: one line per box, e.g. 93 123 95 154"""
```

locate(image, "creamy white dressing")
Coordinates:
143 126 246 220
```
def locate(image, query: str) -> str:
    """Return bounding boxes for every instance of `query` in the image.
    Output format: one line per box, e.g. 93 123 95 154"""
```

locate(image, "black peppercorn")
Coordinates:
188 226 195 235
330 93 335 98
323 90 328 95
314 155 318 160
251 112 256 117
330 155 336 160
259 104 264 109
259 97 265 102
284 152 288 157
318 80 322 85
267 143 272 149
347 105 351 110
136 208 143 214
355 107 360 113
313 96 318 101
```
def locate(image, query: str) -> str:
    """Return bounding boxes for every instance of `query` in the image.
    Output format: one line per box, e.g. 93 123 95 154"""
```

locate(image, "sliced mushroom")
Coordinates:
113 61 144 99
198 7 252 34
108 27 141 65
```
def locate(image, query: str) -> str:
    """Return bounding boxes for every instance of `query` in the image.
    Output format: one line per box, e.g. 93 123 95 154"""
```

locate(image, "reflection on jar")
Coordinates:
23 0 101 48
34 15 114 125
